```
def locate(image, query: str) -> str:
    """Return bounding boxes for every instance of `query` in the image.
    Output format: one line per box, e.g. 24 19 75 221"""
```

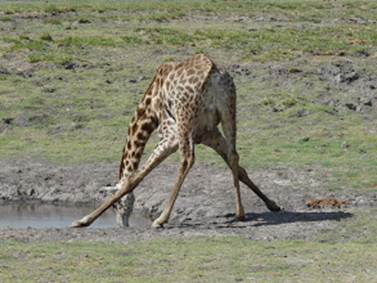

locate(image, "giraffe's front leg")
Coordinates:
152 134 195 228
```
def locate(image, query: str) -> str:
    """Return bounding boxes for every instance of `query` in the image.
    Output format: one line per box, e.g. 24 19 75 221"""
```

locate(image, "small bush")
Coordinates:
78 18 91 24
122 36 143 45
40 33 53 42
43 18 62 25
45 5 76 14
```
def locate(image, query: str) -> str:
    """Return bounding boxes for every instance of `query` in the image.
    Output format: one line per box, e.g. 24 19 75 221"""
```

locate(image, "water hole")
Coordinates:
0 201 151 229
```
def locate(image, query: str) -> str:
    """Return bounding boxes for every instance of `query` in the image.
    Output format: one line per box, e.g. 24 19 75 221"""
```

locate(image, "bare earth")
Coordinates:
1 159 375 243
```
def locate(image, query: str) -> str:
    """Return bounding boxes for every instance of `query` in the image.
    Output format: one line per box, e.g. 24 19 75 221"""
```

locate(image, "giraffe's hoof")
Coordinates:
267 201 281 212
236 207 246 221
151 220 165 229
237 215 246 221
236 214 246 221
70 218 90 228
70 221 84 228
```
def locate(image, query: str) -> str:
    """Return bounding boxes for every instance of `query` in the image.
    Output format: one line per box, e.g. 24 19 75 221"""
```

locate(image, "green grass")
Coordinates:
3 24 377 62
1 236 376 283
1 0 377 20
1 1 377 60
1 0 377 192
316 208 377 243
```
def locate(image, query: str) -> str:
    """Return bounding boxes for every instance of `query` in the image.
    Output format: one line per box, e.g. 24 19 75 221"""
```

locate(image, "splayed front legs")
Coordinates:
71 137 178 228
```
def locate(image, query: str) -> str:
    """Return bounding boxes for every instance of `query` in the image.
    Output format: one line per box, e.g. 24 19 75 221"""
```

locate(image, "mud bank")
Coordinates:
1 159 376 242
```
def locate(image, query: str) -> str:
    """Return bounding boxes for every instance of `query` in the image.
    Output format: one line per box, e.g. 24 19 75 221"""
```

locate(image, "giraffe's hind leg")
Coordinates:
218 111 245 220
214 77 245 220
202 129 281 214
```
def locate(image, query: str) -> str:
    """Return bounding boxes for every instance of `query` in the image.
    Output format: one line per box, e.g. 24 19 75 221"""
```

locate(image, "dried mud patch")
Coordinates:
0 159 376 243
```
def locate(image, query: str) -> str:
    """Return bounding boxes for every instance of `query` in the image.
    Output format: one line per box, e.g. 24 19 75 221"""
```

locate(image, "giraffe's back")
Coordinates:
155 54 235 141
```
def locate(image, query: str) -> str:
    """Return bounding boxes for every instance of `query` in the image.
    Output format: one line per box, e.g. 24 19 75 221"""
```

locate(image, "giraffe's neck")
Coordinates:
118 62 178 180
118 92 159 180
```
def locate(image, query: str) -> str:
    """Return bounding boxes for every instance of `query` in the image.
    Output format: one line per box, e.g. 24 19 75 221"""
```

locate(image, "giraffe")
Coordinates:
71 54 280 229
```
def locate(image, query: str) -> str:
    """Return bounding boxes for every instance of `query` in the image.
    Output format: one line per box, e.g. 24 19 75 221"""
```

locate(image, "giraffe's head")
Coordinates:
98 183 135 228
113 190 135 227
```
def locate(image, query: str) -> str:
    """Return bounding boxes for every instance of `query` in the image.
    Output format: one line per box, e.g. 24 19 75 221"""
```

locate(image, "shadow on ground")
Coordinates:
176 210 353 229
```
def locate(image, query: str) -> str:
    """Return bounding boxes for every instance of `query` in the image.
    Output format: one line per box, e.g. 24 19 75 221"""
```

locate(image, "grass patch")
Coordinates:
57 36 120 48
3 36 49 52
0 16 12 22
44 4 77 14
43 18 63 25
28 51 73 64
39 33 54 42
129 25 377 61
0 237 376 282
316 208 377 243
0 0 377 192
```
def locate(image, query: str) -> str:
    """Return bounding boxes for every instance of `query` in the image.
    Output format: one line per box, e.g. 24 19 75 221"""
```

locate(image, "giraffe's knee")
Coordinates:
238 166 247 179
182 154 195 171
228 150 239 166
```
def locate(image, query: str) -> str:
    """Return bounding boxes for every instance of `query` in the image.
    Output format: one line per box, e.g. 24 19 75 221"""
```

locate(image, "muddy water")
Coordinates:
0 202 151 229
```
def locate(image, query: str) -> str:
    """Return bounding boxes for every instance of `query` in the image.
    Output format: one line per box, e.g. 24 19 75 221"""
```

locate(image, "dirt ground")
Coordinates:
1 3 377 282
1 159 376 243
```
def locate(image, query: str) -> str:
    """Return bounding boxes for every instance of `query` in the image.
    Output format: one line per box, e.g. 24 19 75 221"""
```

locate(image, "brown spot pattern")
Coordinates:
119 54 214 181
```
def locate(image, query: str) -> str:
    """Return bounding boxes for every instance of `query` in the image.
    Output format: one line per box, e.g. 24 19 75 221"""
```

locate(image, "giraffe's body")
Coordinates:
72 54 280 228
